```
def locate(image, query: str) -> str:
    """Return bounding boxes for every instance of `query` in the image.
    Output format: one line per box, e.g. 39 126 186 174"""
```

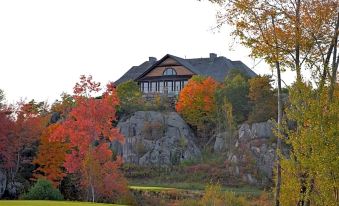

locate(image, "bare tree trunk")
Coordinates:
329 12 339 101
274 60 283 206
15 152 20 175
295 0 302 82
272 15 283 206
90 182 95 203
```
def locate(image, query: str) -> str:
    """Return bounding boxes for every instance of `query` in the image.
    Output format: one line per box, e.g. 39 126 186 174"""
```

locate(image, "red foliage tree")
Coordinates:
51 75 127 202
0 106 15 169
0 100 47 185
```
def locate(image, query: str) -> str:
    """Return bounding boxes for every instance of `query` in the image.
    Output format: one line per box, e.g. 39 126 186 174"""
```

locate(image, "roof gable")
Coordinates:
135 54 197 81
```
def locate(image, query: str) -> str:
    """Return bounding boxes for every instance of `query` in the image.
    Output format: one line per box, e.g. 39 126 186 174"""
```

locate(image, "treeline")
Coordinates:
0 76 132 204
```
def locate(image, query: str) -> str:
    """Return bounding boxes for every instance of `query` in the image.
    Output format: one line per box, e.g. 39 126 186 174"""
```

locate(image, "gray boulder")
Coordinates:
213 131 232 153
251 120 275 139
117 111 201 166
238 123 253 140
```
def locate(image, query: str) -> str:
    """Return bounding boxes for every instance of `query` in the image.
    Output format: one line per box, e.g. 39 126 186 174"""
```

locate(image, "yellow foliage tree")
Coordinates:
281 82 339 205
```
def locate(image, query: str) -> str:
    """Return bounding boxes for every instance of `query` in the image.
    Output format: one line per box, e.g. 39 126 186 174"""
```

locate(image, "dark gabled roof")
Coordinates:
186 57 257 82
114 61 154 85
114 54 256 85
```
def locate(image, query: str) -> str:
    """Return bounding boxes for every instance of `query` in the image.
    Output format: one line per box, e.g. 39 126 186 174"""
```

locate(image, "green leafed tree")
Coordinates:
216 70 251 124
248 75 277 123
116 80 143 114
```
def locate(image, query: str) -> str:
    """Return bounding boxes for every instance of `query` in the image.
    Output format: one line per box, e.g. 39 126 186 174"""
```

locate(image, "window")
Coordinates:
163 68 177 76
166 81 173 92
141 82 149 93
158 81 164 93
151 82 157 92
174 81 181 91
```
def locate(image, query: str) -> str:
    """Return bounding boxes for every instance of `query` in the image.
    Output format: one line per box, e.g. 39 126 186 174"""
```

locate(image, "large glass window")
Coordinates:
175 81 181 91
163 68 177 76
142 82 149 93
166 81 173 93
151 82 157 92
158 81 164 93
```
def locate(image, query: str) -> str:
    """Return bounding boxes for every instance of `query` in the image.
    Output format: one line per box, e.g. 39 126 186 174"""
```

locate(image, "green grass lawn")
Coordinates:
0 200 125 206
129 182 262 196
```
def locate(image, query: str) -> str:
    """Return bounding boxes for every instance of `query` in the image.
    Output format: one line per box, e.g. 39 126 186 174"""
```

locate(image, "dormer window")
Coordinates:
163 68 176 76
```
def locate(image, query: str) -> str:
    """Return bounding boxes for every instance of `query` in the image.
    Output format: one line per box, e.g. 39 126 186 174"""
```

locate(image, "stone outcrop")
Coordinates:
115 111 201 166
215 120 277 185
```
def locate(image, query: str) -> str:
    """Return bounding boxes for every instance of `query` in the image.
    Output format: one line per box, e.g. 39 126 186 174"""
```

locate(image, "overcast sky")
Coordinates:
0 0 294 104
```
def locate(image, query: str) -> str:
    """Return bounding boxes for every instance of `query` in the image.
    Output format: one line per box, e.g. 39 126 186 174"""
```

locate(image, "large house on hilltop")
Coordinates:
115 53 256 95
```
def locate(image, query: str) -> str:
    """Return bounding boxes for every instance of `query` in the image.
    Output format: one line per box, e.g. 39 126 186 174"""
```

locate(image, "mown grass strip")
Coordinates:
129 183 262 196
129 185 177 191
0 200 125 206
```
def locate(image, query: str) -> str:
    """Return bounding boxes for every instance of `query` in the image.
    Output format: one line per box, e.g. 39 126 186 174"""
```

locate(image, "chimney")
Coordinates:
149 57 157 63
209 53 217 60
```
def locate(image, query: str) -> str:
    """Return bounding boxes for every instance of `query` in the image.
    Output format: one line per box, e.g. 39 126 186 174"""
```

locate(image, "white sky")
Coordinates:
0 0 295 104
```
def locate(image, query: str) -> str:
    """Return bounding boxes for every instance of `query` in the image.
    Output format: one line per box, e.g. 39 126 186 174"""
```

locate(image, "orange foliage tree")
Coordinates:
176 76 219 136
51 75 127 202
33 124 68 188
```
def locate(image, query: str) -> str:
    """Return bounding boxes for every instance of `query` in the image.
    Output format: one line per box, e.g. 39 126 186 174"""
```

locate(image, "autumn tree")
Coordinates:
207 1 338 204
280 82 339 205
50 75 127 202
0 99 14 171
33 124 68 188
7 101 47 189
248 75 277 123
176 76 219 138
50 93 75 118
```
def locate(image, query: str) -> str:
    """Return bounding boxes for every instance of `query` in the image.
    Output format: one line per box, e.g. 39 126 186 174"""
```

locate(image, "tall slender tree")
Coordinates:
50 75 127 202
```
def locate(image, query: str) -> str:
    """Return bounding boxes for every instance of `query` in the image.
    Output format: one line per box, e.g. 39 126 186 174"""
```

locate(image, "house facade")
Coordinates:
115 53 256 96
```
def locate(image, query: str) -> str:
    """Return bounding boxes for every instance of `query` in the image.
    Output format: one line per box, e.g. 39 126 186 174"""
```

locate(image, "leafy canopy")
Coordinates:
176 76 219 132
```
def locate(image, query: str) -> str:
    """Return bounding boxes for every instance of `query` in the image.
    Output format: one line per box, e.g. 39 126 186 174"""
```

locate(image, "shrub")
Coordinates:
200 184 225 206
21 179 63 200
200 184 250 206
224 192 250 206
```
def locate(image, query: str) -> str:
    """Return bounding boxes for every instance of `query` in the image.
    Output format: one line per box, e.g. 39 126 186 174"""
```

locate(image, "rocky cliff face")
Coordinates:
214 120 277 185
114 111 201 166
